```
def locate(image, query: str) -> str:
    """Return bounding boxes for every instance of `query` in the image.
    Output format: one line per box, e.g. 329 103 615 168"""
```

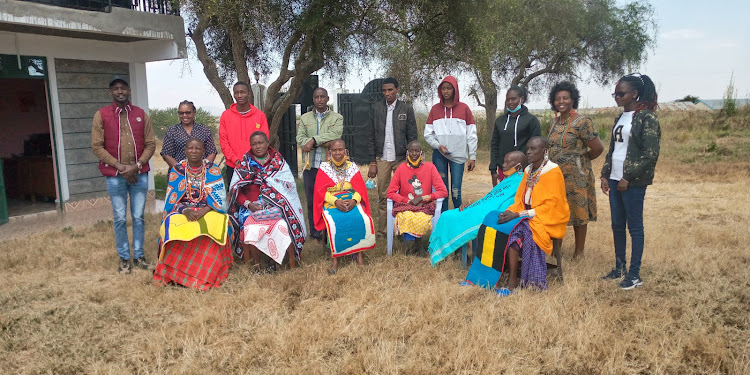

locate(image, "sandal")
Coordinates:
327 268 337 275
458 281 473 286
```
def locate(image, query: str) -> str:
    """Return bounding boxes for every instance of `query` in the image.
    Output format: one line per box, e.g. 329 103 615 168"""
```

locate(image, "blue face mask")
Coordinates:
507 104 522 113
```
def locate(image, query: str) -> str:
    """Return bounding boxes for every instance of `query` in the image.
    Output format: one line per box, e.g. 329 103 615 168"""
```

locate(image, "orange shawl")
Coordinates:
508 162 569 254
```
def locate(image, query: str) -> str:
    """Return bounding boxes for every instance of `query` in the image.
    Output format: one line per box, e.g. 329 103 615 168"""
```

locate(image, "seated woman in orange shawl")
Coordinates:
493 136 569 293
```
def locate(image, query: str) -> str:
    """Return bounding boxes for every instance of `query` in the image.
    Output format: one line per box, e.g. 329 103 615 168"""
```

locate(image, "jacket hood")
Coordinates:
504 104 530 116
229 103 257 116
437 75 460 108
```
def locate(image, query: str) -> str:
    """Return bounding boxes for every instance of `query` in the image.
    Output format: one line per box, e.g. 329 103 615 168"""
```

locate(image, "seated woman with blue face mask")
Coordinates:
429 151 526 266
479 137 569 295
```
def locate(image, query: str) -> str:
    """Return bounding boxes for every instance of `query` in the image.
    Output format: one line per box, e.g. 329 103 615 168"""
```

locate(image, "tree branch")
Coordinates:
264 31 303 114
468 87 485 108
189 19 234 109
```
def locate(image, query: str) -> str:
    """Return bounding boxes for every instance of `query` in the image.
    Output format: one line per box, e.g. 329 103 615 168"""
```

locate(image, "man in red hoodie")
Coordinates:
219 81 270 188
423 76 477 212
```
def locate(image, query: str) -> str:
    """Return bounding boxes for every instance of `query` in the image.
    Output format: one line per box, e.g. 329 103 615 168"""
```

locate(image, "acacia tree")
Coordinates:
185 0 381 145
185 0 274 108
382 0 656 131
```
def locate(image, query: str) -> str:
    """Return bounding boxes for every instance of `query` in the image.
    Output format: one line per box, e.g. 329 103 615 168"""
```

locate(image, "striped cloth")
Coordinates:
508 219 548 290
154 236 233 290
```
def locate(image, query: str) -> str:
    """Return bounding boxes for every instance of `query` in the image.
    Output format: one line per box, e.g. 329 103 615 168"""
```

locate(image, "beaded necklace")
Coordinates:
185 162 206 204
331 158 349 189
551 110 577 147
526 158 548 190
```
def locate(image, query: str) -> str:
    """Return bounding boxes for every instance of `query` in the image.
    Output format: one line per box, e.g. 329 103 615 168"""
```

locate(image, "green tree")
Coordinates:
382 0 657 132
677 95 699 103
149 107 218 139
185 0 383 146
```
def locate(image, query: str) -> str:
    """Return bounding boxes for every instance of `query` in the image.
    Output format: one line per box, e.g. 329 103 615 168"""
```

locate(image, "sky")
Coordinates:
146 0 750 114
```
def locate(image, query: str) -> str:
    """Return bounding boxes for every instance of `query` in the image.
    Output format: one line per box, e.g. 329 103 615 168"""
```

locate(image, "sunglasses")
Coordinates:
611 91 632 98
178 111 194 115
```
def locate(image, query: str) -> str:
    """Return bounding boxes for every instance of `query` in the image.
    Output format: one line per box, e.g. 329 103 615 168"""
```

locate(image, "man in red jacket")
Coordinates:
92 77 156 274
219 81 270 189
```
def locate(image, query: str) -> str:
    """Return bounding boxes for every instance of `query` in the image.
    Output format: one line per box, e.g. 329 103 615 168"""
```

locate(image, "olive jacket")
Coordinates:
601 110 661 186
296 109 344 170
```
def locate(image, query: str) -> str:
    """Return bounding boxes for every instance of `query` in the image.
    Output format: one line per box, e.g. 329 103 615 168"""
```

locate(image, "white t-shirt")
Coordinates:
610 111 634 181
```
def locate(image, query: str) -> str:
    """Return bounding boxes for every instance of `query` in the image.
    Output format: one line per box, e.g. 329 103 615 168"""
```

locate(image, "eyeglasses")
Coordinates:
611 91 632 98
178 111 194 116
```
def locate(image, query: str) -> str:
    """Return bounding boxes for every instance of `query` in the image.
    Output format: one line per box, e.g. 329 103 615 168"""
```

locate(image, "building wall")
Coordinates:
55 58 129 201
0 4 186 61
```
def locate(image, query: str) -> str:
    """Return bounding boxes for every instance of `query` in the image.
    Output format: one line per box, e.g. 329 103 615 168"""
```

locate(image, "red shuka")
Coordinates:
312 162 370 232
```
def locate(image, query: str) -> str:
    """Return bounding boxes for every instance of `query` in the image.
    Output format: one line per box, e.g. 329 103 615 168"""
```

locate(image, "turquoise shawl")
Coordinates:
428 171 523 266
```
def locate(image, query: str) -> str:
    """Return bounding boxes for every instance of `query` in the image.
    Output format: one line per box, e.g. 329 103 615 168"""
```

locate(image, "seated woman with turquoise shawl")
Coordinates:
429 151 527 265
477 137 569 294
313 139 375 274
155 138 233 290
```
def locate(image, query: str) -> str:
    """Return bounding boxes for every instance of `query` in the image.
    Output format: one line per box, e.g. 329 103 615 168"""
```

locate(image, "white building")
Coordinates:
0 0 186 223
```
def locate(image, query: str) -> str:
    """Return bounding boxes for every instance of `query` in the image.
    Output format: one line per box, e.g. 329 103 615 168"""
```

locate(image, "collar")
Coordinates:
315 108 328 117
112 101 132 114
386 99 397 110
556 109 578 121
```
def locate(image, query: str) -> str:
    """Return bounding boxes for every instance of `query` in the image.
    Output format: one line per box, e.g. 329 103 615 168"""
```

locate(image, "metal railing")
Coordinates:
19 0 179 15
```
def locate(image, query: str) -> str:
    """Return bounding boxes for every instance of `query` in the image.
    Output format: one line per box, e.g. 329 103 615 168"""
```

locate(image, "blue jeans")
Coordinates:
432 150 464 212
608 179 647 278
106 173 148 260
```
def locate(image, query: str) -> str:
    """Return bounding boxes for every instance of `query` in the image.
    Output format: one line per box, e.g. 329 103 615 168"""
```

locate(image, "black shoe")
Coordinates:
118 259 131 274
133 257 154 270
601 268 626 280
619 276 643 290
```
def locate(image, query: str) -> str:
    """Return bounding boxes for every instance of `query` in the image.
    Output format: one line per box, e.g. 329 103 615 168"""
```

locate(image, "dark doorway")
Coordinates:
0 75 57 219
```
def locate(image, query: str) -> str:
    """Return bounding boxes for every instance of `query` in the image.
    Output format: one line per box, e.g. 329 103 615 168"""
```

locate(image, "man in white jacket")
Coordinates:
423 75 477 212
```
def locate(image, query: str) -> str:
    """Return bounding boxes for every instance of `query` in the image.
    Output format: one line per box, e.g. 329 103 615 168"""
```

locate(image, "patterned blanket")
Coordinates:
322 191 376 257
228 148 306 259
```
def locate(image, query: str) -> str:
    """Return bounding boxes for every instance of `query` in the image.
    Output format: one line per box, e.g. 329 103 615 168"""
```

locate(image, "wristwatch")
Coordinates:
136 161 143 171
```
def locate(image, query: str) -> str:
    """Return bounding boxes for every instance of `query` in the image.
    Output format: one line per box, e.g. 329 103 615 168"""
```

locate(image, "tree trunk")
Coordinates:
262 34 323 149
483 89 498 136
474 67 498 137
190 20 234 109
228 19 250 85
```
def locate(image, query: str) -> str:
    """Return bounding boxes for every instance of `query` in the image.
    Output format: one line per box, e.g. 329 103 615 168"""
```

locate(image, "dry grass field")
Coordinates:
2 110 750 374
